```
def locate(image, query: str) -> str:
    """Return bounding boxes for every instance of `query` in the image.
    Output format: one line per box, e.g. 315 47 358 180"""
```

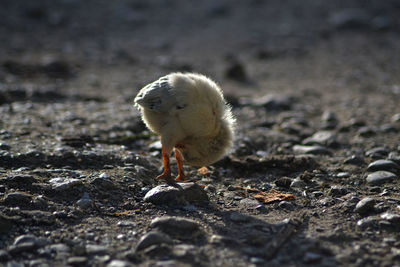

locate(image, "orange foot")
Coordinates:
175 174 186 182
157 173 175 184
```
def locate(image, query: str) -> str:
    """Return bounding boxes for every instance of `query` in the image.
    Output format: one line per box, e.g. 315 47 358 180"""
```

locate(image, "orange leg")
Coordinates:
156 145 174 183
174 148 186 182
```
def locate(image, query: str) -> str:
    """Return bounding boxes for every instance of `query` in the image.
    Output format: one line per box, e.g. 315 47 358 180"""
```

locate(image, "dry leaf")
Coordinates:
253 191 295 204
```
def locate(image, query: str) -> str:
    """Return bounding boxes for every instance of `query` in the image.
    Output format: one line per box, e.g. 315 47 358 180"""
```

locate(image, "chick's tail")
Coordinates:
177 116 235 167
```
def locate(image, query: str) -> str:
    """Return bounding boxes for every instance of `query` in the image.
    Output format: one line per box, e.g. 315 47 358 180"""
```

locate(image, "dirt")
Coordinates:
1 0 400 266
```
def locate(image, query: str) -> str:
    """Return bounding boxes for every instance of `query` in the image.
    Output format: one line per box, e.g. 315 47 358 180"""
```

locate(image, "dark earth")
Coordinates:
1 0 400 266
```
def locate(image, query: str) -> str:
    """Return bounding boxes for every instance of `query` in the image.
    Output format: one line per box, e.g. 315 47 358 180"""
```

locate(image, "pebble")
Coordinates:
303 252 322 263
67 256 88 266
344 155 365 165
6 174 36 186
251 94 294 111
329 185 348 196
290 178 306 188
329 8 370 29
85 244 108 255
117 220 136 227
2 192 33 207
354 197 375 214
278 201 295 210
293 145 331 155
365 147 389 159
172 244 195 258
358 126 377 137
0 250 9 261
144 182 208 205
391 113 400 123
366 171 397 185
49 243 71 253
321 111 338 129
367 160 399 172
13 234 48 248
8 242 37 255
357 216 377 229
336 172 350 178
209 235 238 246
150 216 201 236
302 131 337 146
91 176 115 189
380 213 400 227
275 177 293 188
76 192 92 209
239 198 260 209
49 177 82 191
136 231 172 251
106 260 133 267
229 212 252 223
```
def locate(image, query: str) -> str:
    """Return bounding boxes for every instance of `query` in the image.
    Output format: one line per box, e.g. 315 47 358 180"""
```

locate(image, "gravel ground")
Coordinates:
1 1 400 266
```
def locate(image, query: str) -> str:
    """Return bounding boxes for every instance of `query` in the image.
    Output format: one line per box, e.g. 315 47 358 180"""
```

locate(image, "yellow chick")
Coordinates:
134 72 235 183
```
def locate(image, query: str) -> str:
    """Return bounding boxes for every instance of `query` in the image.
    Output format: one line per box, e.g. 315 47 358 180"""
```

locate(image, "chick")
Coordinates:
134 72 235 183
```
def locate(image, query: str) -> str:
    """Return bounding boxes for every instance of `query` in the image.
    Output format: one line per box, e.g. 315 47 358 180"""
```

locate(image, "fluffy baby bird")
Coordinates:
134 72 235 183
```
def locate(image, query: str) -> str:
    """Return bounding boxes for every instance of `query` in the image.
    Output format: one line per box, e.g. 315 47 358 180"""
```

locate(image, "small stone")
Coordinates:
144 182 208 205
172 244 195 258
91 176 114 189
0 215 13 234
321 111 338 129
358 126 377 137
76 192 92 209
250 257 265 264
391 113 400 123
225 60 248 82
367 160 399 172
275 177 293 188
117 220 136 227
204 184 216 193
106 260 132 267
2 192 33 207
49 243 71 253
150 216 201 236
290 178 306 188
366 171 397 185
136 231 172 251
85 244 108 255
251 94 294 111
278 201 295 210
209 235 238 246
0 250 9 261
229 212 251 223
344 155 365 165
67 256 88 266
354 197 376 214
8 242 36 255
365 147 389 159
293 145 331 155
329 185 348 196
329 8 370 29
380 213 400 226
357 216 377 229
239 198 260 209
6 174 36 186
303 252 322 263
302 131 337 146
336 172 350 178
49 177 82 191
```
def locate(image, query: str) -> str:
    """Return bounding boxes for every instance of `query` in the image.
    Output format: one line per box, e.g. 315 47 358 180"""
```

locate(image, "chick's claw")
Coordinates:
156 173 174 183
175 174 186 182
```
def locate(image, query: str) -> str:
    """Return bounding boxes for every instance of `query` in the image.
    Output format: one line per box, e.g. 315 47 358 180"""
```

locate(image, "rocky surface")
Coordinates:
1 0 400 266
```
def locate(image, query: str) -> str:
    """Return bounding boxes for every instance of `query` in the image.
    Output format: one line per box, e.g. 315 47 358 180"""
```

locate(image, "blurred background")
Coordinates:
1 0 400 102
